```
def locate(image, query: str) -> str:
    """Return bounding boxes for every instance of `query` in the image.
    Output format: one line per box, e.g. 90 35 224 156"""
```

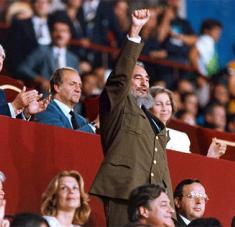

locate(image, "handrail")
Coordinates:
0 22 198 73
70 39 194 72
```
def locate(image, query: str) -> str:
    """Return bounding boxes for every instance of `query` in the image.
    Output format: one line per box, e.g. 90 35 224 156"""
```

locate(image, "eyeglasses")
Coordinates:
182 191 209 202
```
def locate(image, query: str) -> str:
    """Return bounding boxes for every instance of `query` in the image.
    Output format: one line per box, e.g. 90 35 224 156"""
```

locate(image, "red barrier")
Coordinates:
168 118 235 161
0 116 235 226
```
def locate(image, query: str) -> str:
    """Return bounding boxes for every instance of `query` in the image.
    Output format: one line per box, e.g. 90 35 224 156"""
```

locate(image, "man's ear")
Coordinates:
54 84 60 93
139 206 149 218
174 197 181 209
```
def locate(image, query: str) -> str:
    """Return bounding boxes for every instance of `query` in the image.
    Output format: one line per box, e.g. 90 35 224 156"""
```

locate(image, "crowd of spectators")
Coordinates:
0 0 235 227
0 0 234 132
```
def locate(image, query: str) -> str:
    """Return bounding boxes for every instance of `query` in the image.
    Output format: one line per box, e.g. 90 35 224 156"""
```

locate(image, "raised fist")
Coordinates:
129 9 150 38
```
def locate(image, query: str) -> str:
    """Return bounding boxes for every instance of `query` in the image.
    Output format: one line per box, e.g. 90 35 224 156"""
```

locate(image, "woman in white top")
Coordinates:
149 86 226 158
41 170 90 227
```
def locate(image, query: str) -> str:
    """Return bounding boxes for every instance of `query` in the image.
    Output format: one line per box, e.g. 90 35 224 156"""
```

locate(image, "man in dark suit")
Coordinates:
34 67 96 133
17 18 79 92
0 44 49 118
174 179 208 226
6 0 52 75
90 9 174 226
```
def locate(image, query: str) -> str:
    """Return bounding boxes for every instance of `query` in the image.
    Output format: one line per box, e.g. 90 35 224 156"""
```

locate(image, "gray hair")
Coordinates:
0 44 6 59
0 171 6 183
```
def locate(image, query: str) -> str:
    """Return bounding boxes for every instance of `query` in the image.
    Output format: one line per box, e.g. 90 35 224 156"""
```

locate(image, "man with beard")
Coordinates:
174 179 208 226
90 9 174 227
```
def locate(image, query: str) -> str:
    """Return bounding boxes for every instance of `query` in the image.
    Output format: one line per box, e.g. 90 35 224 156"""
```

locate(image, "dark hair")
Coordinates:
31 0 52 4
204 102 225 116
174 179 201 199
128 184 166 222
11 213 49 227
181 92 197 104
50 67 78 96
200 19 222 35
49 17 72 33
188 217 222 227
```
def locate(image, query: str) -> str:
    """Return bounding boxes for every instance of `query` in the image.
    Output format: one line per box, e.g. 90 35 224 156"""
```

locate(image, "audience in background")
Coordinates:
124 184 175 227
6 0 52 76
41 170 90 227
203 102 227 132
190 19 222 77
17 18 79 92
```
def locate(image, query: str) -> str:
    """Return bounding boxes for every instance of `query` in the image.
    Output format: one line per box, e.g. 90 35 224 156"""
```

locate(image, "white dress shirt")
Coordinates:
53 47 67 69
32 16 51 45
166 128 191 153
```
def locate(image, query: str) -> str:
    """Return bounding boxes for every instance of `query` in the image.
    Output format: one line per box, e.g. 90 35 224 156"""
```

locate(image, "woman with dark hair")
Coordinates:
41 170 90 227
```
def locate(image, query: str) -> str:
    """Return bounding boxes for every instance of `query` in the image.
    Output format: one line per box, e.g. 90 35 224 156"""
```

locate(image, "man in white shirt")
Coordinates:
174 179 208 226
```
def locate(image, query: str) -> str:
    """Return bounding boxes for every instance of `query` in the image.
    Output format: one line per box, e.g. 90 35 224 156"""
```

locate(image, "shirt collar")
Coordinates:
179 214 191 225
53 46 66 56
54 99 73 117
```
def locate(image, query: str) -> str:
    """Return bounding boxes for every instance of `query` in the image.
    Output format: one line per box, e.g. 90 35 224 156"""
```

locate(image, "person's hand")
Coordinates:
24 94 50 117
207 138 227 159
11 87 38 115
129 9 150 38
93 114 100 129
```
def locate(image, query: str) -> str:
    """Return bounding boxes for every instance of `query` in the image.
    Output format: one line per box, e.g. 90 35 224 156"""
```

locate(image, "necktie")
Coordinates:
55 50 62 69
69 111 79 129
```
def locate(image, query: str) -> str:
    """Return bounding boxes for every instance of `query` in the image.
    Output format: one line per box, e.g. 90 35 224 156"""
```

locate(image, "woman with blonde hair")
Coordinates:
150 86 227 158
41 170 90 227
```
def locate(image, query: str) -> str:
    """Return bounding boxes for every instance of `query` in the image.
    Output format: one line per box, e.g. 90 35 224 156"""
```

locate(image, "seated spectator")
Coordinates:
0 44 49 118
203 102 226 132
11 213 49 227
6 0 52 75
52 0 85 40
150 86 227 158
174 179 208 226
188 217 222 227
190 19 222 77
17 18 79 92
158 0 197 64
124 184 175 227
0 171 10 227
81 72 100 98
41 170 90 227
5 1 32 25
180 92 199 121
175 109 196 126
34 67 97 133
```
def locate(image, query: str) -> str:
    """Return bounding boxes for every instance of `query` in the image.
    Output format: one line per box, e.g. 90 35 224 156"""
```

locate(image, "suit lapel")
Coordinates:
48 46 56 72
51 101 72 129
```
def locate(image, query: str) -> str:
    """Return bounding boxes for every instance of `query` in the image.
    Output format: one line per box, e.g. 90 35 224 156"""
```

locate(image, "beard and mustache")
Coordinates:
131 89 154 110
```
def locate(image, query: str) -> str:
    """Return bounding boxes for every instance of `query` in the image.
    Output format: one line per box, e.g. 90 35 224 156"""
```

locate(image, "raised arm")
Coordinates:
102 9 150 112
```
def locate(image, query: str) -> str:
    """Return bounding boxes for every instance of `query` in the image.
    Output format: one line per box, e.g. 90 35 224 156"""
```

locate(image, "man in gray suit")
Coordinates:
17 18 79 92
90 9 174 227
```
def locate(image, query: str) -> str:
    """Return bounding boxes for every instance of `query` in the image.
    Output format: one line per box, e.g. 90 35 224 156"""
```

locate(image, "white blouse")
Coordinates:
43 216 81 227
166 128 191 153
